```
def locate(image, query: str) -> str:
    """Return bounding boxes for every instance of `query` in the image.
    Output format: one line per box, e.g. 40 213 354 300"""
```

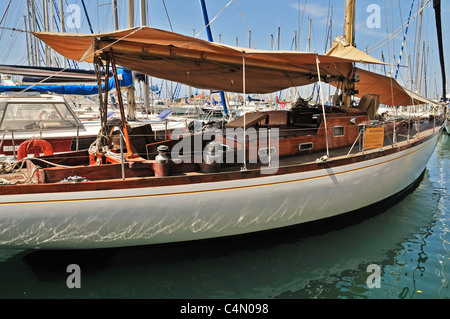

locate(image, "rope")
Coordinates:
162 0 174 32
315 54 330 158
366 0 431 54
195 0 233 39
233 0 255 49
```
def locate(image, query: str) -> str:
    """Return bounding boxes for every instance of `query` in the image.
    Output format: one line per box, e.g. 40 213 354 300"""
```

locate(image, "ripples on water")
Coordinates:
0 135 448 299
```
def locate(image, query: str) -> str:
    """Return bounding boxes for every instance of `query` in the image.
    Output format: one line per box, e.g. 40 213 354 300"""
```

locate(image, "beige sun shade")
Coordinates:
352 68 439 106
33 26 430 106
33 26 381 94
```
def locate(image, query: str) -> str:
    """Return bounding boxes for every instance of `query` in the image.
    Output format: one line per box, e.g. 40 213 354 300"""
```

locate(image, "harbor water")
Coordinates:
0 133 448 300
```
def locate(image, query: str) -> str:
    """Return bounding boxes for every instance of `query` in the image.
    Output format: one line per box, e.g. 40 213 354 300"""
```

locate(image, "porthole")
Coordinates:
299 142 314 151
333 126 345 137
258 147 277 157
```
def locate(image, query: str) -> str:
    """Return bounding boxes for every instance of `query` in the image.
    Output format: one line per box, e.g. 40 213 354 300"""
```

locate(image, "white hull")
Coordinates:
0 128 442 250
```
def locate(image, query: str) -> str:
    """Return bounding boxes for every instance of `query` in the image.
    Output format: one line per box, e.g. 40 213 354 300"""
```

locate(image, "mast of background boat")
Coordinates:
432 0 447 103
327 6 333 104
59 0 66 68
50 0 56 67
24 16 31 66
414 0 424 95
306 19 311 100
395 0 415 80
199 0 229 116
113 0 119 30
127 0 138 121
31 1 38 66
140 0 150 118
42 0 50 66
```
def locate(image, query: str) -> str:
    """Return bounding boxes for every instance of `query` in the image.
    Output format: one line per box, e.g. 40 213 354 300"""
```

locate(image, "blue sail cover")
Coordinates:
0 68 133 95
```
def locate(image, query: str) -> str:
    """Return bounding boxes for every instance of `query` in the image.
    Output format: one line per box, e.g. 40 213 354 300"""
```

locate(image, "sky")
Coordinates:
0 0 448 100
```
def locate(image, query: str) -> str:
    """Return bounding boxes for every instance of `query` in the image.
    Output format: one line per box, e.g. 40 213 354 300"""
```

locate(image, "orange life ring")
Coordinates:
17 139 54 160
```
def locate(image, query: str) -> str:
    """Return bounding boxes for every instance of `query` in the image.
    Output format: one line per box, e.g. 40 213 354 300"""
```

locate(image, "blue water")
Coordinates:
0 134 448 299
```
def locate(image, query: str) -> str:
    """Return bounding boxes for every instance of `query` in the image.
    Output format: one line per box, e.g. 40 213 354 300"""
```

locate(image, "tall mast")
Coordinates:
140 0 150 117
199 0 228 116
26 0 35 66
24 15 31 66
113 0 119 30
341 0 356 107
414 0 424 93
60 0 66 68
127 0 137 121
344 0 355 46
433 0 447 101
43 0 50 66
128 0 135 28
49 0 55 67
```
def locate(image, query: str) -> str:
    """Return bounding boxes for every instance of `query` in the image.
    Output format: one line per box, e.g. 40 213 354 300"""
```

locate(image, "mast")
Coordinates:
433 0 447 101
43 0 50 66
31 0 38 66
199 0 229 116
127 0 137 121
395 0 415 80
60 0 66 68
24 16 31 66
344 0 355 46
306 19 311 99
113 0 119 30
49 0 55 67
140 0 150 117
128 0 135 28
414 0 424 93
341 0 356 108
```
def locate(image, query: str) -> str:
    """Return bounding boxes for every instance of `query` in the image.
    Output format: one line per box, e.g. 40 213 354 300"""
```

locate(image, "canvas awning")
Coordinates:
325 37 387 65
33 27 384 95
34 26 431 106
333 68 440 106
324 38 437 106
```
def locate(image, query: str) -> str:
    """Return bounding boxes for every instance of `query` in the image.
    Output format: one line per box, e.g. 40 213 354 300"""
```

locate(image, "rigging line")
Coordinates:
384 0 391 69
0 26 144 104
298 0 307 51
366 0 431 53
98 0 124 32
236 0 256 49
323 0 332 53
162 0 173 32
80 0 94 34
315 55 329 158
0 0 12 53
195 0 233 39
395 0 416 80
234 0 255 49
0 0 12 26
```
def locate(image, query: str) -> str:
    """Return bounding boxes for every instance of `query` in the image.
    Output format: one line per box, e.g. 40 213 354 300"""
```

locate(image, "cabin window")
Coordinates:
299 142 314 151
258 147 277 157
333 126 345 137
0 103 81 131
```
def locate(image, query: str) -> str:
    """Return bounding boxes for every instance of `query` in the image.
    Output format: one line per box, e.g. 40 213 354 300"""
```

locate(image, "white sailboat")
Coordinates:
0 0 447 249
